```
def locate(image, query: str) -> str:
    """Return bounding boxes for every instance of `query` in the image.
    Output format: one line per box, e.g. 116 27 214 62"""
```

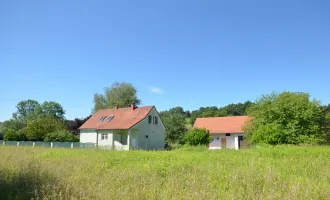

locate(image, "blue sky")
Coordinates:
1 0 330 121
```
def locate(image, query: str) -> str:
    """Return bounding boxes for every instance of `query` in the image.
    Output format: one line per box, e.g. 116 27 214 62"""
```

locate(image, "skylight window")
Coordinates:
98 116 107 122
106 115 114 122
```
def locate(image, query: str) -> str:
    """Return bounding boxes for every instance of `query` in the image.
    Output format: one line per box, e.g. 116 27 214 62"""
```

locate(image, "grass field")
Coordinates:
1 146 330 200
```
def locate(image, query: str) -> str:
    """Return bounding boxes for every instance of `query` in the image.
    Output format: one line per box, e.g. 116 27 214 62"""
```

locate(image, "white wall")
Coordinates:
79 107 165 150
226 135 235 149
97 130 114 147
80 129 97 144
132 107 165 150
209 135 222 149
208 133 244 150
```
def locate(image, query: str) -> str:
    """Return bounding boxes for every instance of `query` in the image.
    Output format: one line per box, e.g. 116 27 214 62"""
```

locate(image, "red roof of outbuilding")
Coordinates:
79 106 154 130
193 116 251 134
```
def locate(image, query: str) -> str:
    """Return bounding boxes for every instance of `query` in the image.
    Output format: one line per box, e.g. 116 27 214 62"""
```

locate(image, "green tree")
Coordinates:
26 116 66 141
322 104 330 141
190 110 202 125
12 100 40 122
161 113 187 145
244 91 326 145
11 100 66 122
38 101 66 120
217 108 229 117
0 122 3 140
44 130 79 142
4 129 26 141
0 119 26 132
201 107 218 117
93 82 141 112
184 128 212 146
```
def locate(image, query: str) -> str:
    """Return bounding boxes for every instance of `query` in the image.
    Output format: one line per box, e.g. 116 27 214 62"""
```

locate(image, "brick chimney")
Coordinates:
130 104 136 111
114 104 119 110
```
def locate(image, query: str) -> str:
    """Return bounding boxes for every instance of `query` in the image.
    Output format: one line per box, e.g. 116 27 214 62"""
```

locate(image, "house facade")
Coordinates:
193 116 250 150
79 105 165 150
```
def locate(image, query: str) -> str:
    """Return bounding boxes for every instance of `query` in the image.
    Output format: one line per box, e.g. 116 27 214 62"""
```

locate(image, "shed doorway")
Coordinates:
221 138 226 148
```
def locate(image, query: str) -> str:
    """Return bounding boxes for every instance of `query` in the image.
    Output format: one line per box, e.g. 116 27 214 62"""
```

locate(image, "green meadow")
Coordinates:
1 146 330 200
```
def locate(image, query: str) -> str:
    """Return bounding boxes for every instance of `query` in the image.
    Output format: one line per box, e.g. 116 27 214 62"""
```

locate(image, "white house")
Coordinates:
79 104 165 150
193 116 250 150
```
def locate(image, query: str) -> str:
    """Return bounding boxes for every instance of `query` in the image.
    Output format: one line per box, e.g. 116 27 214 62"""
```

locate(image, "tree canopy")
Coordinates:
26 116 66 141
4 129 26 141
161 113 187 145
189 101 254 124
12 99 40 122
93 82 141 112
66 115 91 135
12 100 65 122
44 130 79 142
244 92 326 145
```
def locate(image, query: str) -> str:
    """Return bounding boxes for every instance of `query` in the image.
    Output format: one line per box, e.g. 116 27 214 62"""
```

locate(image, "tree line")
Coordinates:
0 100 91 142
1 82 330 147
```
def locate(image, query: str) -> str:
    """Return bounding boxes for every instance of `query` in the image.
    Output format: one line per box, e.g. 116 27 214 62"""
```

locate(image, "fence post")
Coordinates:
71 143 73 149
17 142 20 146
33 142 35 147
3 141 5 146
51 142 53 148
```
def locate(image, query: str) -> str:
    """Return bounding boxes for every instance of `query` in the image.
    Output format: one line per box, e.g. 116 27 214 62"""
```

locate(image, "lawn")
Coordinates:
0 146 330 200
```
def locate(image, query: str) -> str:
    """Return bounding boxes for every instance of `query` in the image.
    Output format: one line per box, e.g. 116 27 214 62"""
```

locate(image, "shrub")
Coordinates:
184 128 212 146
44 130 79 142
4 129 26 141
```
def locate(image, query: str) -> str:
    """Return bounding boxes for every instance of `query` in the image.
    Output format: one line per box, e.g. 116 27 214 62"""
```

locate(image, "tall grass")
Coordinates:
1 146 330 199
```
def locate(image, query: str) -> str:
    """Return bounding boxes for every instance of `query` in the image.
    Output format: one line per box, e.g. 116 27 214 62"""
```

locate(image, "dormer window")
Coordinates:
106 115 114 122
98 116 107 122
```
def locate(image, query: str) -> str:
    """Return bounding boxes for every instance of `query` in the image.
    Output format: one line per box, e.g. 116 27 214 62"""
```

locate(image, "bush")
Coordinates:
4 129 26 141
44 130 79 142
184 128 212 146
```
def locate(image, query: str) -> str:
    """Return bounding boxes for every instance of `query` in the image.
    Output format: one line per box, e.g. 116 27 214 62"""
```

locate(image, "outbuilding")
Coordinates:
193 116 250 149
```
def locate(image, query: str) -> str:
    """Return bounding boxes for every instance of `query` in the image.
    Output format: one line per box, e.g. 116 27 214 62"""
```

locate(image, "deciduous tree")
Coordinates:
161 113 187 145
93 82 141 112
4 129 26 141
244 92 326 145
12 100 40 122
44 130 79 142
66 115 91 135
26 116 66 141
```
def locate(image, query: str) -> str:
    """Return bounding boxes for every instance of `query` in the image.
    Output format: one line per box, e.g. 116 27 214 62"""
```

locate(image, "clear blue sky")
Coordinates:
1 0 329 121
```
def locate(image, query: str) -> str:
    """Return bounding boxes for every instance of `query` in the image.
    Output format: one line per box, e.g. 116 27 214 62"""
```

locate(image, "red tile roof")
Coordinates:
79 106 154 130
193 116 251 134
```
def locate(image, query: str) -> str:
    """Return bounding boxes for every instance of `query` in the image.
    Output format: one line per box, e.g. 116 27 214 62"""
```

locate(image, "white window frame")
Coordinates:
101 133 108 141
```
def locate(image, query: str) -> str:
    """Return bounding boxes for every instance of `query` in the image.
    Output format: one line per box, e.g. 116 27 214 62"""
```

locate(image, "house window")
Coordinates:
148 115 152 124
145 135 148 139
154 116 158 124
106 115 114 122
98 116 107 122
217 137 219 140
226 133 231 136
101 133 108 140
